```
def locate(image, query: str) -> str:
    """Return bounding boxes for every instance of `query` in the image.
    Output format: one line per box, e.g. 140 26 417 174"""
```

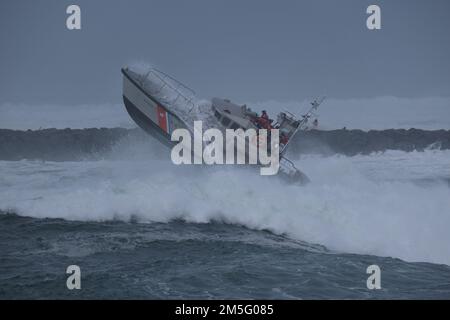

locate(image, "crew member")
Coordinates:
261 110 269 120
259 110 273 130
280 132 289 146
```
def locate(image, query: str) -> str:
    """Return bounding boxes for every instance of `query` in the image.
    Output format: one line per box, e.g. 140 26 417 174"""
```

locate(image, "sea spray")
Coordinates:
1 149 450 265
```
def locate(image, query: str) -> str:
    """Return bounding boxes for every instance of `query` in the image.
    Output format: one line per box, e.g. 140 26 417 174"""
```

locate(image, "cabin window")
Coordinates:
230 122 240 130
221 117 231 127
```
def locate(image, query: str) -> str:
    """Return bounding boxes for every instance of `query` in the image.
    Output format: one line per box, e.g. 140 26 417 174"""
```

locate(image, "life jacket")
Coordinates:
258 117 272 130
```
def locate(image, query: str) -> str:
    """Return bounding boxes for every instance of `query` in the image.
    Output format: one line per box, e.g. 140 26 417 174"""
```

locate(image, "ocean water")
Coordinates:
1 143 450 299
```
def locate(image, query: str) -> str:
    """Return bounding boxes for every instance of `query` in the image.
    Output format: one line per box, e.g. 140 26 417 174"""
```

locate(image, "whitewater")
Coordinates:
1 143 449 266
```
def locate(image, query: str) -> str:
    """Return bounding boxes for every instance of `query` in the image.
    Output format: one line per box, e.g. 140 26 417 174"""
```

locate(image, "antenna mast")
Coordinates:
280 96 326 155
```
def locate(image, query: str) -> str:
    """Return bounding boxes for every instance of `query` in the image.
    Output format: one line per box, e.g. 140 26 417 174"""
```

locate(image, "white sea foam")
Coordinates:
1 147 449 265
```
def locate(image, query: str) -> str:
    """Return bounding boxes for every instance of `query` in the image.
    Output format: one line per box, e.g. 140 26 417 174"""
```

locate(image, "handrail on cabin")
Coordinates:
144 68 197 113
279 156 299 175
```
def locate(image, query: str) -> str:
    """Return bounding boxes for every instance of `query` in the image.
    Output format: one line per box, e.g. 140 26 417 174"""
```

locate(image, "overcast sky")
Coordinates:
1 0 450 105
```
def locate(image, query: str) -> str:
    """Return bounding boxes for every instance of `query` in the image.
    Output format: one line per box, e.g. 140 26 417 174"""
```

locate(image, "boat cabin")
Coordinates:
211 98 300 142
211 98 258 131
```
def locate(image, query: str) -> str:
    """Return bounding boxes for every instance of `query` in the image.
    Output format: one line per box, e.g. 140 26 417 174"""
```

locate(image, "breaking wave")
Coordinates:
1 144 450 266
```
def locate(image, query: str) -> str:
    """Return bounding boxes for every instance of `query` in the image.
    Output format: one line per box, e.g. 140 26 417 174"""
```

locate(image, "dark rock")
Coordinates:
0 128 449 161
290 128 450 156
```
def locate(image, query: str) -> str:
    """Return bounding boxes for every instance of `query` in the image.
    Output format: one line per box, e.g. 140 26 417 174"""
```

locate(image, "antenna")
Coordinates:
299 96 326 127
311 96 326 110
279 96 326 155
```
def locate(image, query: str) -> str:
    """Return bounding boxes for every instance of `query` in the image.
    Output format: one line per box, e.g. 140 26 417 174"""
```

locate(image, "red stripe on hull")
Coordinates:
156 105 168 133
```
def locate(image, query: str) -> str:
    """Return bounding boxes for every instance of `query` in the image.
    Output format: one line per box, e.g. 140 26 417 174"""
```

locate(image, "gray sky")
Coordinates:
1 0 450 105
